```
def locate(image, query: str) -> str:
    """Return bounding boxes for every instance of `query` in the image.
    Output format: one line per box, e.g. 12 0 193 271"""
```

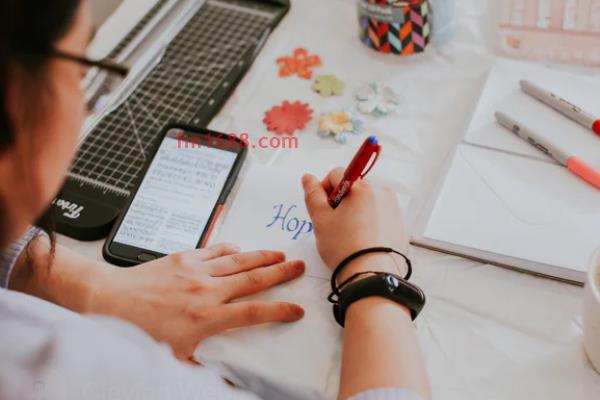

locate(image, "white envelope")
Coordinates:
416 143 600 283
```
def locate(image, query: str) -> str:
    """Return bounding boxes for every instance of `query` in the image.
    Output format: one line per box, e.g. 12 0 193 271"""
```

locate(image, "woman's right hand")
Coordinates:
302 168 409 282
304 169 431 400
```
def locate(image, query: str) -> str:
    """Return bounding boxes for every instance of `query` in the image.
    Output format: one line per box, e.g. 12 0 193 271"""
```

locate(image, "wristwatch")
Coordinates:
332 273 426 327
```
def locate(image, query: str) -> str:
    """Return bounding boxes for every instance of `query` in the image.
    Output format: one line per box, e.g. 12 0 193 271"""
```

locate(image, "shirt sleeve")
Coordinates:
0 227 41 288
349 388 424 400
0 290 262 400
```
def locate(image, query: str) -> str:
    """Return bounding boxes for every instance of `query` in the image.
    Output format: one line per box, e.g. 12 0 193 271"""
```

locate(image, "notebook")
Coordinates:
413 59 600 284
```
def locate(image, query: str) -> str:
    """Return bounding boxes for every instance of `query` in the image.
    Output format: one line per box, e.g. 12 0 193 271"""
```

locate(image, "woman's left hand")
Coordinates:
90 244 306 359
12 238 305 361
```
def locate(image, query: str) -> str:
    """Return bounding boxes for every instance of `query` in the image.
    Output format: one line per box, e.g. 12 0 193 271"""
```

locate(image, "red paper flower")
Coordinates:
276 48 322 80
263 101 313 135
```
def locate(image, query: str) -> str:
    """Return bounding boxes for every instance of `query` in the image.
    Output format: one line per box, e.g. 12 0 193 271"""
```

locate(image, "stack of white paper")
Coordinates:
414 59 600 283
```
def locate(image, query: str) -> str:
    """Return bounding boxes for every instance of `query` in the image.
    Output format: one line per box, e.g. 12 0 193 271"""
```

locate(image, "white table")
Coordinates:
62 0 600 398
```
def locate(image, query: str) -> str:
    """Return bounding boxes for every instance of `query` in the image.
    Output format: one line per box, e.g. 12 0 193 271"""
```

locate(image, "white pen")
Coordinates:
520 80 600 137
495 111 600 190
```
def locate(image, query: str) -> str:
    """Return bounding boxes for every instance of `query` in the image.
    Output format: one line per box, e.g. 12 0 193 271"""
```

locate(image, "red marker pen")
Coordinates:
328 136 382 208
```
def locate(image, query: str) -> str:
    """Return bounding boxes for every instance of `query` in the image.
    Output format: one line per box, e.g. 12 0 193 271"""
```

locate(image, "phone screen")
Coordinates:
112 129 238 255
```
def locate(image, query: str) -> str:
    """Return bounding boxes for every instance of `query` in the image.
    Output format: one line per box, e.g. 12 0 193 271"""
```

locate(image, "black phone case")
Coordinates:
102 123 248 267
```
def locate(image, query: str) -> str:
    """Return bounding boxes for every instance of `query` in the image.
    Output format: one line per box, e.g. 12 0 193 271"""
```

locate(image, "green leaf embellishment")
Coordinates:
312 74 345 97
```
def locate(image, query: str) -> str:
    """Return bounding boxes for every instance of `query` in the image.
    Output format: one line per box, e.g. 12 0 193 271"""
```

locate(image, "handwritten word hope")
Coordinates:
266 204 313 240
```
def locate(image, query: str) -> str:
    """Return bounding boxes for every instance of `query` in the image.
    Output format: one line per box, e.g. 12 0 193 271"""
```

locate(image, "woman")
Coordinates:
0 1 430 399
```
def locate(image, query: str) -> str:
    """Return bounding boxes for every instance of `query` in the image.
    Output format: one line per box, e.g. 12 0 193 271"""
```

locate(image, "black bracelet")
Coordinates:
330 247 412 296
327 271 382 304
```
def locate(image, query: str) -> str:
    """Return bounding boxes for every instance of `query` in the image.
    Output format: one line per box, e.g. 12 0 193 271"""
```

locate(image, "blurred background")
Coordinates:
89 0 123 26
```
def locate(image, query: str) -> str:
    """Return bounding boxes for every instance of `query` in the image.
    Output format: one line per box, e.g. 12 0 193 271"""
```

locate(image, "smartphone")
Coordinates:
103 124 247 266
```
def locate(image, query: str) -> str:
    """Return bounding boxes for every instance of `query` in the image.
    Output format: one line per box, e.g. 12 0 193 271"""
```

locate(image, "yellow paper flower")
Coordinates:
318 111 365 144
319 112 352 134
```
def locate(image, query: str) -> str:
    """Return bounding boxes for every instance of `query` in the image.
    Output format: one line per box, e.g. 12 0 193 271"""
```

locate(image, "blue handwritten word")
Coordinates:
266 204 313 240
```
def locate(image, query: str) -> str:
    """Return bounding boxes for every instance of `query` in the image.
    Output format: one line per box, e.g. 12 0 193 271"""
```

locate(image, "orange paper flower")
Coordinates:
264 101 313 135
276 48 322 80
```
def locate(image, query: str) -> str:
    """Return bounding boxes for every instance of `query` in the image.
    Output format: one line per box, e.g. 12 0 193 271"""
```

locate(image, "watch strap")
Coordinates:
333 273 426 327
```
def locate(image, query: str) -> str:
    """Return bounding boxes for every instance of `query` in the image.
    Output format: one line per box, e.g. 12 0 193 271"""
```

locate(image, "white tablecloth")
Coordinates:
61 0 600 398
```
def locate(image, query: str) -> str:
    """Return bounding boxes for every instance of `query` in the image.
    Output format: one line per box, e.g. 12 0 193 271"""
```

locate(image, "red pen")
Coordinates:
328 136 381 208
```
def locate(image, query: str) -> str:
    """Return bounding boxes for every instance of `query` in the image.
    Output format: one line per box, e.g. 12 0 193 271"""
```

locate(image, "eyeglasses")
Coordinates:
17 48 131 113
49 49 130 78
45 49 130 113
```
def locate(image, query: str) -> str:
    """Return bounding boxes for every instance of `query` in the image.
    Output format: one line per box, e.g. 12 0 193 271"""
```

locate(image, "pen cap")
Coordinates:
360 137 381 178
567 157 600 190
346 136 380 181
593 120 600 136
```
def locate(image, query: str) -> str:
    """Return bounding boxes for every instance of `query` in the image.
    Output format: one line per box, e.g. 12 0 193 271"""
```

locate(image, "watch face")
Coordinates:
385 274 400 291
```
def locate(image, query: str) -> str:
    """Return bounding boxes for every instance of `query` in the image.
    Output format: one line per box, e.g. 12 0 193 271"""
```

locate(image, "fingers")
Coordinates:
302 168 346 216
211 301 305 332
302 174 329 215
224 260 305 300
207 250 286 277
195 243 241 261
322 167 345 193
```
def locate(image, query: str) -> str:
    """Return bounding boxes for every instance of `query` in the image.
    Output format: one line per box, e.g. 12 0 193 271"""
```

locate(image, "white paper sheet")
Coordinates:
215 164 331 280
464 59 600 168
195 164 340 398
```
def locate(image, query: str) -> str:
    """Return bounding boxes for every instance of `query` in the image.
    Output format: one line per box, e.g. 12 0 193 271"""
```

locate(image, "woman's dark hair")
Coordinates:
0 0 81 248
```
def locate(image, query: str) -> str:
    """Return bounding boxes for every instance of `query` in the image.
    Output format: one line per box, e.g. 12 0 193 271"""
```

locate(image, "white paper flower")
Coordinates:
355 82 401 118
